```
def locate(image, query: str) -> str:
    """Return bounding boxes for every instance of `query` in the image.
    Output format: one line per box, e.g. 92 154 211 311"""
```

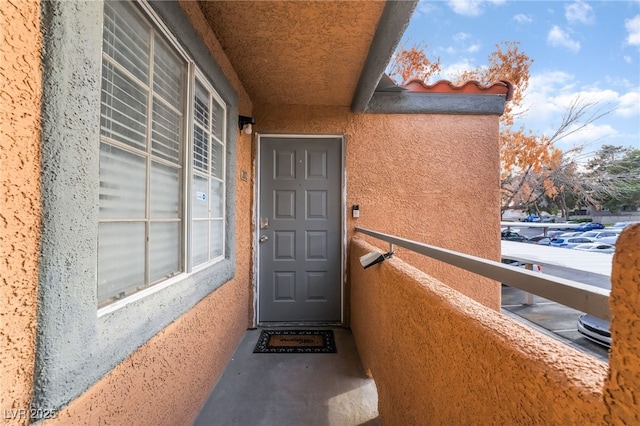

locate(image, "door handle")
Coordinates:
260 235 268 243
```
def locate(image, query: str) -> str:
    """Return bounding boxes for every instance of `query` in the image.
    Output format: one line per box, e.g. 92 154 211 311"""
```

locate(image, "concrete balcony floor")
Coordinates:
194 328 380 426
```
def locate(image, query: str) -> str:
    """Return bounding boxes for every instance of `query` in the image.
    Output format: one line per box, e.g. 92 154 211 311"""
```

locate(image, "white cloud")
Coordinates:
510 71 575 124
513 13 533 23
556 123 618 147
565 1 595 25
453 32 471 41
426 59 477 83
444 46 457 55
604 76 634 90
616 90 640 118
624 55 633 64
466 44 481 53
514 72 639 151
447 0 505 17
625 15 640 46
547 25 581 52
552 89 619 111
415 0 441 18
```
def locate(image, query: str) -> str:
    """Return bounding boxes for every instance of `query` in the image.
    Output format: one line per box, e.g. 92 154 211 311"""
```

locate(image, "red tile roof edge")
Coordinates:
402 79 513 101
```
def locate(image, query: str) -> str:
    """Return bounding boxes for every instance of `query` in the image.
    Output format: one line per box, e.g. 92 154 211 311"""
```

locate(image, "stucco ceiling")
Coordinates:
197 1 387 108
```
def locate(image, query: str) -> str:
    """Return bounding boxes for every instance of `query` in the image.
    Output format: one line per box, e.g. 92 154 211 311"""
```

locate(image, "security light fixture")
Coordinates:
238 115 255 134
359 250 394 269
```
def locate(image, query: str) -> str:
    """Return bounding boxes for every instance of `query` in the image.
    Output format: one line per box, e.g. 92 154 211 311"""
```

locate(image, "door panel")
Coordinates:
259 137 342 323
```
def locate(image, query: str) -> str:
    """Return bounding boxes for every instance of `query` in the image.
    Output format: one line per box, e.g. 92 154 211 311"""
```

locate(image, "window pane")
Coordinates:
210 178 224 218
150 161 180 218
103 1 149 82
194 81 209 128
153 36 184 107
99 143 146 219
210 219 224 259
211 140 224 179
101 62 148 151
193 174 208 218
193 124 208 173
192 220 208 267
149 222 180 282
98 222 145 304
152 98 181 164
211 99 224 141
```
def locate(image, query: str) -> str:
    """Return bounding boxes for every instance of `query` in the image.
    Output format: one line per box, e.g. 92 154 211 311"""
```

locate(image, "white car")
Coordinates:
558 231 582 237
599 235 619 245
549 237 595 248
577 314 611 347
579 230 621 239
572 243 615 253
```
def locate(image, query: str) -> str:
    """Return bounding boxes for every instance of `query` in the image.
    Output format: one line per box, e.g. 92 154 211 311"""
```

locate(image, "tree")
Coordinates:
455 41 532 127
584 146 640 212
387 43 441 84
389 42 613 216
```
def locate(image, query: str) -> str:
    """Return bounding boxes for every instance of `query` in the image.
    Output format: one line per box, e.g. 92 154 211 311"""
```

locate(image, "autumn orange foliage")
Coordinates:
387 43 441 84
391 41 565 213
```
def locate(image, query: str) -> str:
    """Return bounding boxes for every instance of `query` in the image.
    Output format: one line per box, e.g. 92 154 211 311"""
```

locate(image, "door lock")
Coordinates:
260 235 269 243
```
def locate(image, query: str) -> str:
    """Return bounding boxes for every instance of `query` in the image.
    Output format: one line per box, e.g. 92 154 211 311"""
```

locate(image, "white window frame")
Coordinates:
97 0 228 314
191 69 228 272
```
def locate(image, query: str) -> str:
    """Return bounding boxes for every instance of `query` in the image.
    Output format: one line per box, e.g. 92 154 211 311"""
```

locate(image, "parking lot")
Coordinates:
500 225 611 363
501 285 609 363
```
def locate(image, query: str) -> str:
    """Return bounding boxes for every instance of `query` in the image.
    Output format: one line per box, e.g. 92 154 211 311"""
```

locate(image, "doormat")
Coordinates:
253 329 337 353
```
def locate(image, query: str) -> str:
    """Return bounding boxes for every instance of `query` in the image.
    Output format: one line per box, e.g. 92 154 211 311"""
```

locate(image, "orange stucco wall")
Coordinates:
256 105 502 312
604 223 640 424
0 0 42 421
351 238 609 425
34 2 254 424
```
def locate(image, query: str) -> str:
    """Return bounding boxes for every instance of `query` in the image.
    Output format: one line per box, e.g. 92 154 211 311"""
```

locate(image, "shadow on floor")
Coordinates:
194 328 380 426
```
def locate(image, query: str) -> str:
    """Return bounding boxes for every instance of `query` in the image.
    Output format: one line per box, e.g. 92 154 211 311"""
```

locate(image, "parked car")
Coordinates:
579 230 620 239
540 216 557 223
572 243 615 253
547 230 566 238
549 237 594 248
573 222 605 232
527 236 551 245
606 221 640 231
558 231 582 237
501 230 528 242
577 314 611 347
599 235 619 245
520 214 541 222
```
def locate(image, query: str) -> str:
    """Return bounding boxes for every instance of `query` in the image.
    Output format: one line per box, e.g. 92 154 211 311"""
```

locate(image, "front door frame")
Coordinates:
253 133 346 327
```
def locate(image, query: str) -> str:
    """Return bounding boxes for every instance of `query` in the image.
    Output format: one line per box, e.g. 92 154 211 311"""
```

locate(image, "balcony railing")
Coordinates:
355 227 610 320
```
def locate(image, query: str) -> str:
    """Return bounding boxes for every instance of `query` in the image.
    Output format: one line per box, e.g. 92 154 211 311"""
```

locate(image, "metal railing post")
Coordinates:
523 263 534 305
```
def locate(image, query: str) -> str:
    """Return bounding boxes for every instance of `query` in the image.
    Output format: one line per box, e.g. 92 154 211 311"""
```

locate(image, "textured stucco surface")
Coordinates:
351 238 608 425
604 224 640 424
198 1 385 107
0 0 42 422
256 104 502 311
21 0 248 420
44 280 251 425
36 1 253 424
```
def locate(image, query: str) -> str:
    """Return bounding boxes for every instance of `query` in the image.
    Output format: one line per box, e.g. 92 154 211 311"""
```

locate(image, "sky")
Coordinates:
398 0 640 159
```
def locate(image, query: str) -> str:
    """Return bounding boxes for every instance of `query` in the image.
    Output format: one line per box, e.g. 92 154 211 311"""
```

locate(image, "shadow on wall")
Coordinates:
349 237 614 425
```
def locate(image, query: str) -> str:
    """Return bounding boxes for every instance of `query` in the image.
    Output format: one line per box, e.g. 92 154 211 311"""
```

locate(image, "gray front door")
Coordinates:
258 136 342 323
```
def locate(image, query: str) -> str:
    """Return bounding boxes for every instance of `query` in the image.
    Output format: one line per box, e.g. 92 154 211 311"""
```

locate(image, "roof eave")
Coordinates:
366 91 509 115
350 0 419 113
